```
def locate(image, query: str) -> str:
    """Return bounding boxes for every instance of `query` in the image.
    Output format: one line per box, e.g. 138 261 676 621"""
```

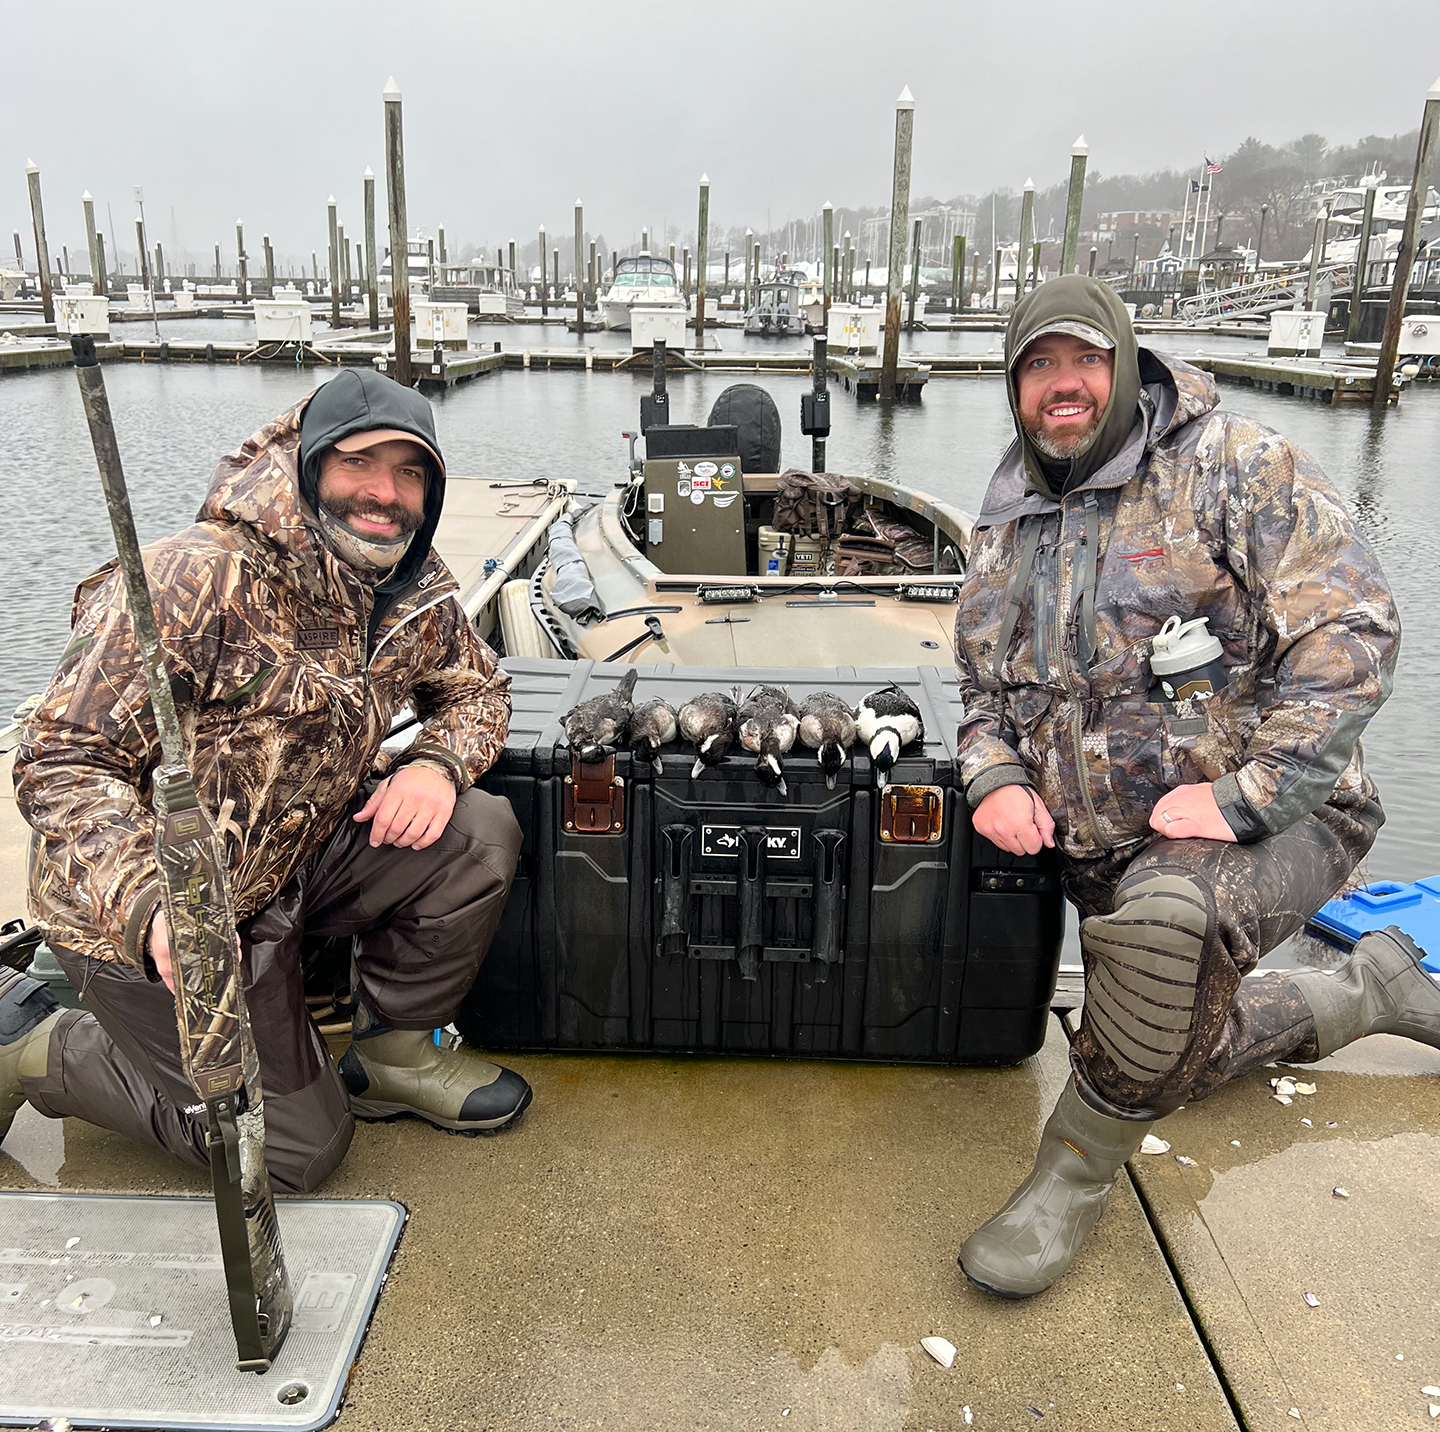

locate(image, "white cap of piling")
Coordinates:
896 87 914 110
1072 135 1089 156
364 166 374 179
82 189 92 201
1429 74 1440 99
700 173 709 187
1024 177 1034 192
575 198 583 208
328 195 336 206
823 200 833 211
26 159 38 174
383 77 401 100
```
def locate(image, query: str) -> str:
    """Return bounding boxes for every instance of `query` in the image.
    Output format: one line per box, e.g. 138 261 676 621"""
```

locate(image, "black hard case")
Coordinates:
457 658 1064 1064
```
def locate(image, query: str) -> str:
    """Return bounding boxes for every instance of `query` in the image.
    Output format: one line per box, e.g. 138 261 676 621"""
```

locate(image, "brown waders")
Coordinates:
20 787 521 1193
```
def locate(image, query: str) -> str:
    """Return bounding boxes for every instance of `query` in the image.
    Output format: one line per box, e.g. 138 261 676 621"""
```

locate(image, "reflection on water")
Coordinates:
2 354 1437 879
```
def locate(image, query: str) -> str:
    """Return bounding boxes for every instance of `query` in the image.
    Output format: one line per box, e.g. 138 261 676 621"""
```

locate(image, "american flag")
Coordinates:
1204 157 1224 176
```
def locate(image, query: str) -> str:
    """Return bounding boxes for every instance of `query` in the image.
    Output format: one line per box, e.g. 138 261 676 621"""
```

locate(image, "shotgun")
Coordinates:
69 334 292 1372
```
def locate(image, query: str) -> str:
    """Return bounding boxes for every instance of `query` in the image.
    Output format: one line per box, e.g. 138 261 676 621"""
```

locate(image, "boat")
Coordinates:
377 235 437 299
600 253 684 331
744 268 813 336
432 260 526 319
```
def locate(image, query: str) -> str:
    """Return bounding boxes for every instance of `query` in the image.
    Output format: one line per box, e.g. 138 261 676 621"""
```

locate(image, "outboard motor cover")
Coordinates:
708 384 781 473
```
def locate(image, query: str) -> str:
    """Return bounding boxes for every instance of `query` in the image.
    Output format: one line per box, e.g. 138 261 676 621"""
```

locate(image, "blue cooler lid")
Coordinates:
1307 878 1440 972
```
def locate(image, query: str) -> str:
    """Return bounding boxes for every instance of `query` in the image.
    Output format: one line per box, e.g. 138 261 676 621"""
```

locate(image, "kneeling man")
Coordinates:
3 369 527 1190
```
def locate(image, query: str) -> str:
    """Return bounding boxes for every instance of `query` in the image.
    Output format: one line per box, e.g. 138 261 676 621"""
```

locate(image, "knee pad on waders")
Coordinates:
1080 868 1214 1091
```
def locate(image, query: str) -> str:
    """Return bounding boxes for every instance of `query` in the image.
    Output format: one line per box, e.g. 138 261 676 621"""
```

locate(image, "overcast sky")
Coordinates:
6 0 1440 268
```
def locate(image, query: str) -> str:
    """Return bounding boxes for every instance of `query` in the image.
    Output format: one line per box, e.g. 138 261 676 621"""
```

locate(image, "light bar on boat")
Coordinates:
697 584 759 604
897 582 960 603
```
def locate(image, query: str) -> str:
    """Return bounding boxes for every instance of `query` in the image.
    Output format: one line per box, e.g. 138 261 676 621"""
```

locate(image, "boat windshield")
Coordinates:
613 256 678 288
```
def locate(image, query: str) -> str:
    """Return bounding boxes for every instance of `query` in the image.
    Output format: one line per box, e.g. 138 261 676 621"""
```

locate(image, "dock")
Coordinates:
829 352 932 400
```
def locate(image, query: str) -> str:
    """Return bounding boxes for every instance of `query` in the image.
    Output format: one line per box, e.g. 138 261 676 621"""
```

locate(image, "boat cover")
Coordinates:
546 507 602 622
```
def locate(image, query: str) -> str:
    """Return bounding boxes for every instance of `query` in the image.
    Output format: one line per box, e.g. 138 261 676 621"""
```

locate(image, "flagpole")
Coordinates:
1199 172 1213 263
1187 167 1203 265
1178 178 1193 262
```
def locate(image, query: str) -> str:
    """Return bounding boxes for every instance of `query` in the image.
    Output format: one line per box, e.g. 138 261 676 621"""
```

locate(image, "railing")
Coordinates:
1174 263 1353 322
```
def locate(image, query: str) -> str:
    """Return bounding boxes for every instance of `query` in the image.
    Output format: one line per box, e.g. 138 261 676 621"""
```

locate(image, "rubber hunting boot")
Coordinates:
1288 926 1440 1057
0 967 63 1143
959 1078 1154 1299
337 990 531 1136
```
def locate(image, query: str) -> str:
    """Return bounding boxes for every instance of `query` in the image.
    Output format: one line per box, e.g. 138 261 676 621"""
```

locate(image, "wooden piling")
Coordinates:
1031 242 1041 291
339 223 349 294
744 227 753 311
364 167 379 329
154 243 165 293
570 200 581 335
1061 135 1088 275
214 242 221 280
95 232 107 296
589 240 597 305
695 173 710 348
951 234 962 313
263 234 275 294
1346 179 1379 346
24 161 55 324
1087 246 1097 278
538 225 547 316
1304 213 1324 310
552 248 560 307
993 247 1002 309
508 239 517 285
682 247 691 305
821 201 833 321
438 225 447 266
82 191 101 296
971 253 980 308
236 221 248 302
1018 179 1034 295
134 220 150 291
328 197 341 327
879 86 915 402
907 217 922 330
1374 75 1440 411
383 77 412 386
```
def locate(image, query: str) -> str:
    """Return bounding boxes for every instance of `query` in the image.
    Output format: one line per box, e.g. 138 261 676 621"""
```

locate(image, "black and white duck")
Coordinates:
561 668 637 765
797 691 857 790
738 685 801 795
856 684 924 788
629 696 678 776
677 688 740 779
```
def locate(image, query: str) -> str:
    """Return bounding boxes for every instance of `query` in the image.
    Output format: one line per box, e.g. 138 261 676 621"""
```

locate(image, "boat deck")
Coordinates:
3 747 1437 1430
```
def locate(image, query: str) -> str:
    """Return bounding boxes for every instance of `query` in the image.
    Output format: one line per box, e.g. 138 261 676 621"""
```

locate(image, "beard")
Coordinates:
321 490 425 536
1022 404 1100 461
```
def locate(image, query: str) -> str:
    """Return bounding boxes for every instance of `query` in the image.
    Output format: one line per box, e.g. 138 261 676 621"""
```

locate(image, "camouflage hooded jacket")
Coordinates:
955 338 1399 861
15 399 512 967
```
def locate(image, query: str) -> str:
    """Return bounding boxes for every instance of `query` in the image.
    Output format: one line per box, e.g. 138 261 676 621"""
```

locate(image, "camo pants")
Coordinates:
23 787 520 1192
1062 788 1383 1119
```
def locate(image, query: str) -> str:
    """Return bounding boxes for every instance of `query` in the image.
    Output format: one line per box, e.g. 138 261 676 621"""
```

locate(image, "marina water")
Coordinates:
2 341 1435 885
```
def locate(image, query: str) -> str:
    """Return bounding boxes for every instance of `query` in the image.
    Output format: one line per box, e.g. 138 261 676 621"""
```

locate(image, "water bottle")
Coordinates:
1149 615 1228 701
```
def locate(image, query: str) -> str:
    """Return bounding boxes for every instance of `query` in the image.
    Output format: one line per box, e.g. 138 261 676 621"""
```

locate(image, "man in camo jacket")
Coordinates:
954 275 1439 1299
2 370 530 1190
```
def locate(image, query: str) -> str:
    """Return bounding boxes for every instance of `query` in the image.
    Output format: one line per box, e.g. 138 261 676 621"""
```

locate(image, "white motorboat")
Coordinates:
601 253 684 331
434 261 526 319
378 237 435 299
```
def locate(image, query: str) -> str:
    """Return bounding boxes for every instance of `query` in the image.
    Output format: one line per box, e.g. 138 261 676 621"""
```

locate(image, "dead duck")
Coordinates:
561 668 638 764
738 685 801 795
856 684 924 788
797 691 857 790
629 696 678 776
678 689 740 778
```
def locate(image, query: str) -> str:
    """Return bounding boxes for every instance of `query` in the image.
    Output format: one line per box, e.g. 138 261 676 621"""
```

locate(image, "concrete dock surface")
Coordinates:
2 748 1438 1431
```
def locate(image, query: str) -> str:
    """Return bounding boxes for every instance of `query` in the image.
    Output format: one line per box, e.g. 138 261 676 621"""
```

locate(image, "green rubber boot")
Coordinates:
1289 926 1440 1056
338 1027 532 1135
959 1079 1154 1298
0 966 63 1144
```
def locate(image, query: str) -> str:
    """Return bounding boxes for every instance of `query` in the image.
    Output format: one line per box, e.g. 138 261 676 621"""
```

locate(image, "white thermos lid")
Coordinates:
1150 615 1222 676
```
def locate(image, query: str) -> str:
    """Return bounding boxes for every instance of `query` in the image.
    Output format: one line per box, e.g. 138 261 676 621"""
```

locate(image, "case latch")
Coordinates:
879 784 944 844
564 756 626 833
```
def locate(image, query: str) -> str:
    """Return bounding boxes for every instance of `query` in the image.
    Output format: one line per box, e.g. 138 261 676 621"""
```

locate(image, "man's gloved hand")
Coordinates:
355 764 457 850
974 784 1056 857
1149 782 1237 843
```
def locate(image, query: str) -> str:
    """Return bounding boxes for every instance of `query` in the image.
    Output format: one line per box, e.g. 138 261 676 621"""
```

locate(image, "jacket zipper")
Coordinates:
1051 499 1105 847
